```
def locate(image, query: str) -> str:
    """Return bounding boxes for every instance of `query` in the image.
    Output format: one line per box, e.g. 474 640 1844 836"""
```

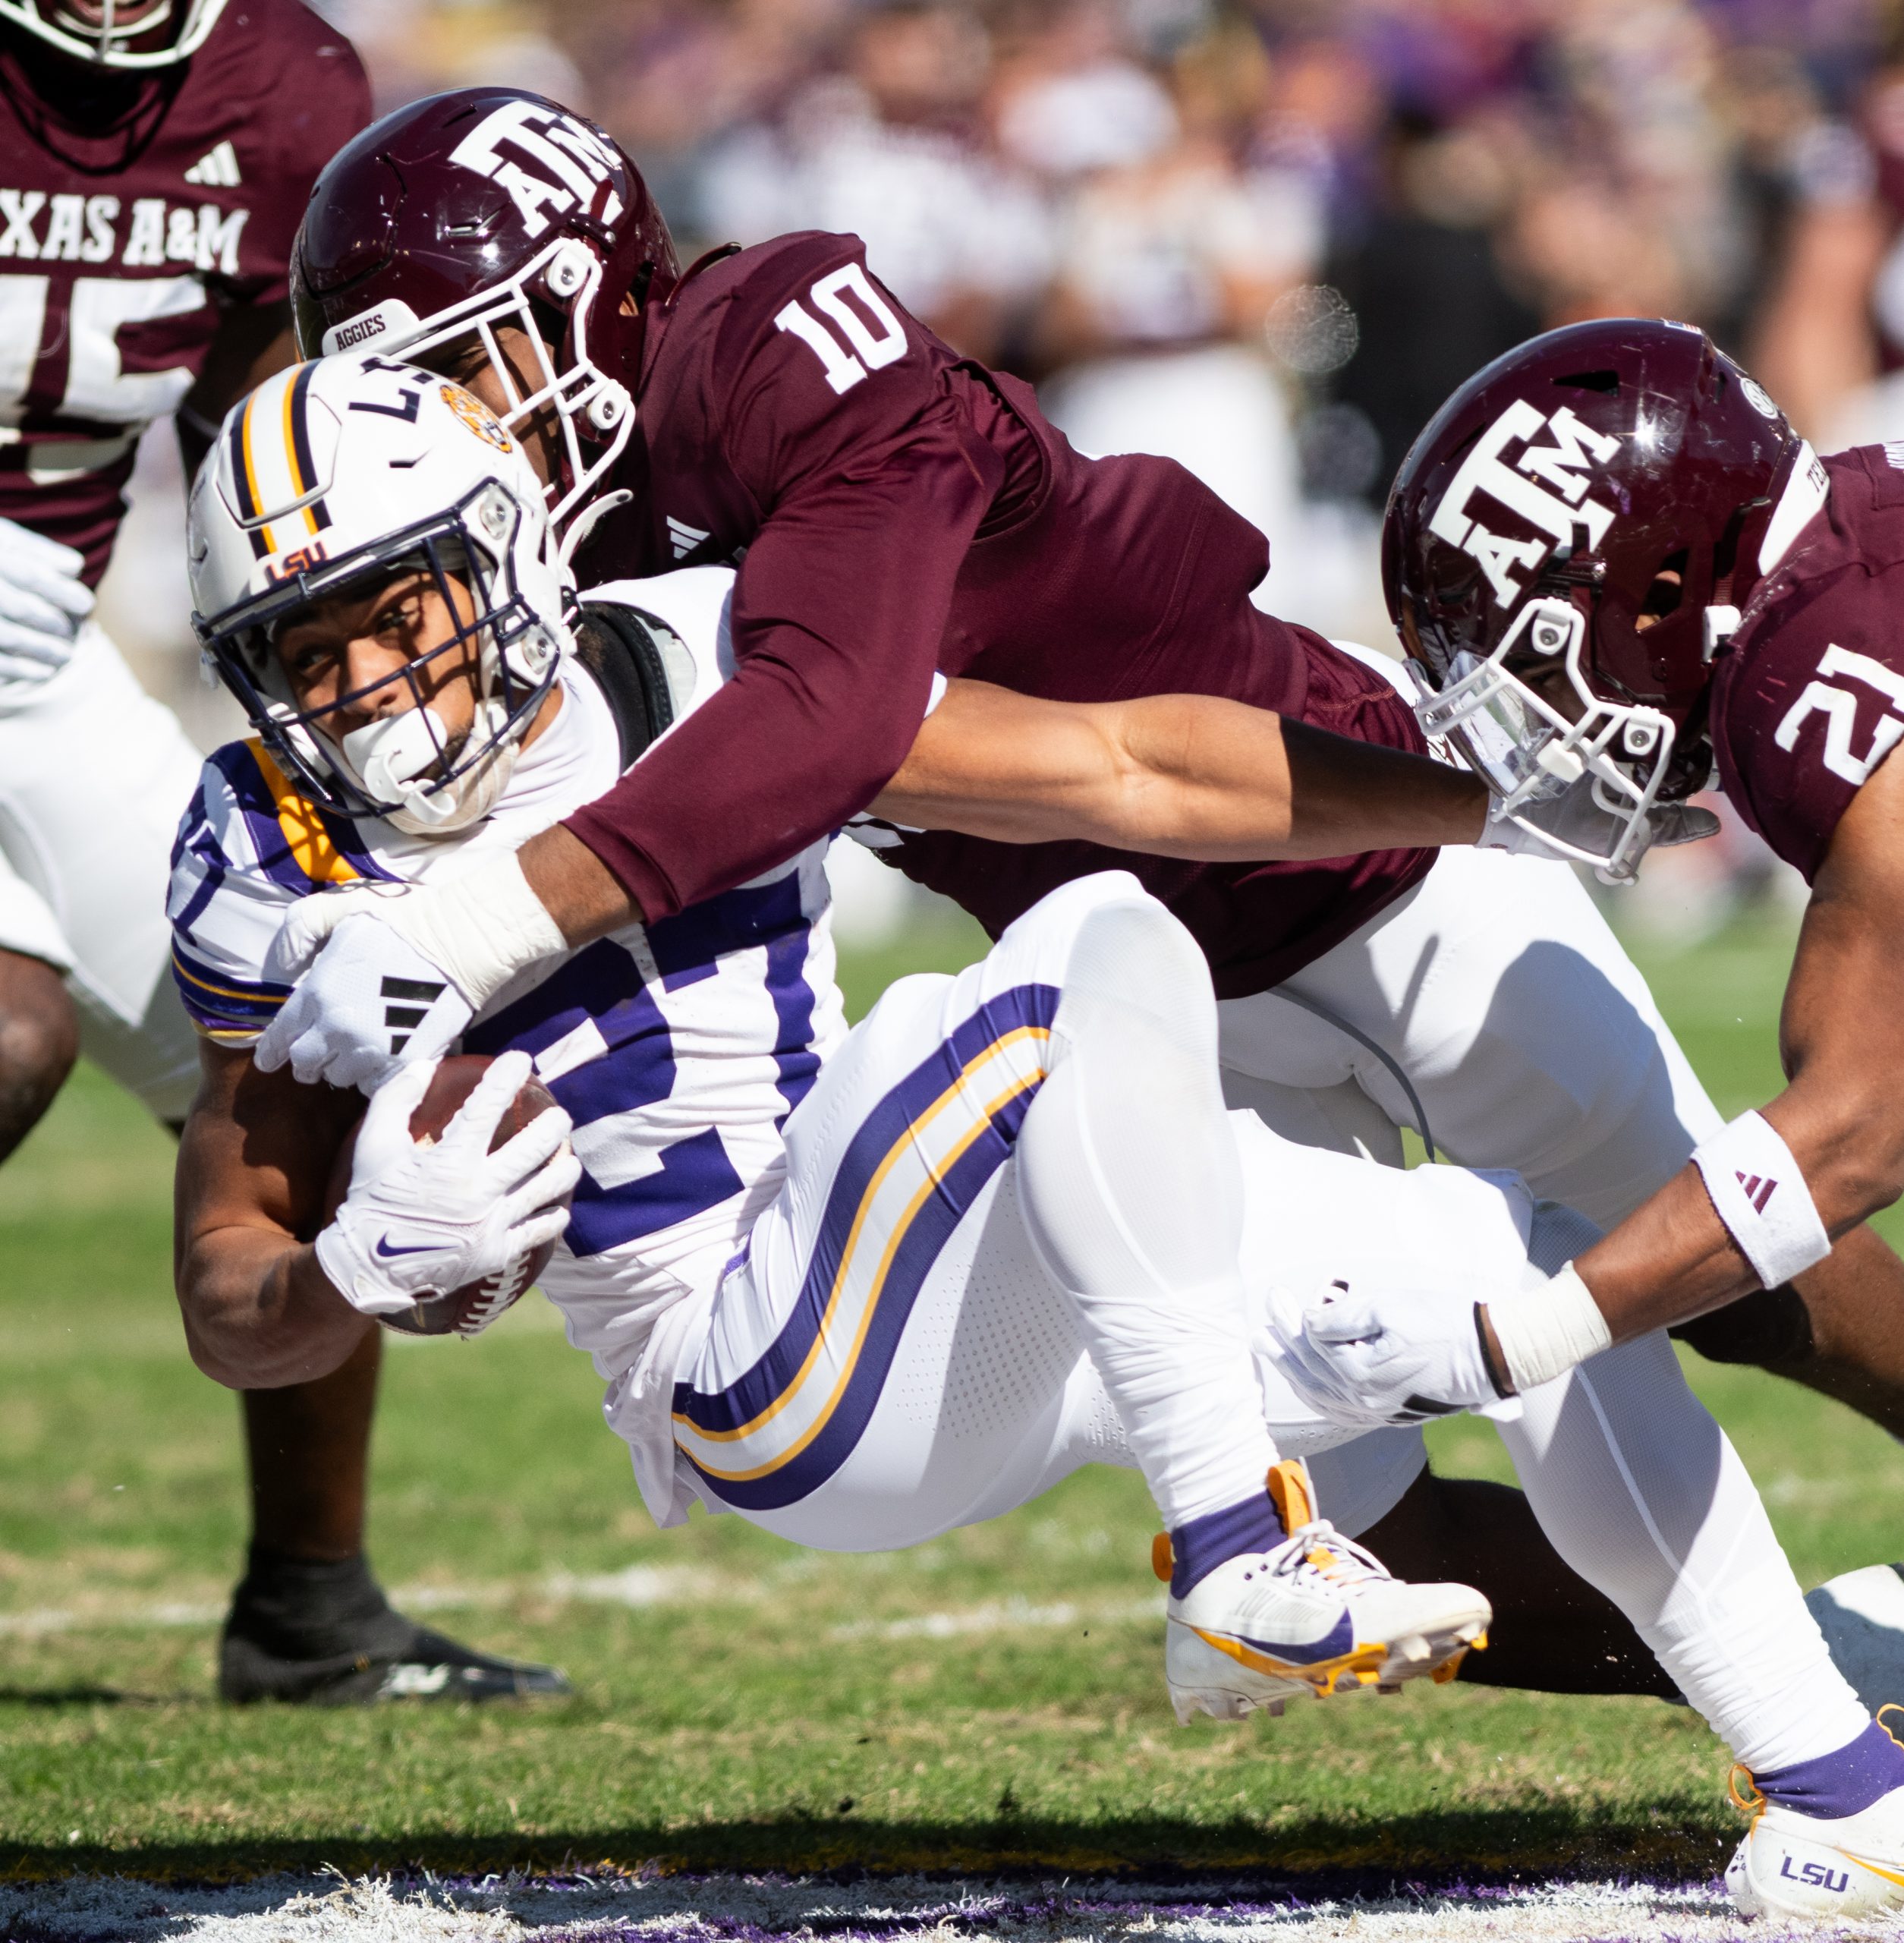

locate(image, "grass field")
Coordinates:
5 896 1902 1898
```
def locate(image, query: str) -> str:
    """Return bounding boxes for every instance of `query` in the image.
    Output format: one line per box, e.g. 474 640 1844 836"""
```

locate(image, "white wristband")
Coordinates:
1484 1262 1613 1394
399 852 568 1011
1690 1109 1830 1290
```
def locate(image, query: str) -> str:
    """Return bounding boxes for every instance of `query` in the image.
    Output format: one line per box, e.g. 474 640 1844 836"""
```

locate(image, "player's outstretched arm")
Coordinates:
1279 749 1904 1428
1567 745 1904 1343
174 1042 373 1391
870 679 1489 860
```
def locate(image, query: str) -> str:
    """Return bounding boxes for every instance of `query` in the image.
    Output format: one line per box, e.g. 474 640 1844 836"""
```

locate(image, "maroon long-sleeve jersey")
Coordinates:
1710 446 1904 883
0 2 367 584
568 231 1431 998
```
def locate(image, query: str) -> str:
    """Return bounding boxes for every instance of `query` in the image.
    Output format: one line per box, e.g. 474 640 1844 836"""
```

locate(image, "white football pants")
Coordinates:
0 623 202 1121
672 873 1277 1538
1217 648 1729 1508
1221 644 1725 1226
666 874 1865 1772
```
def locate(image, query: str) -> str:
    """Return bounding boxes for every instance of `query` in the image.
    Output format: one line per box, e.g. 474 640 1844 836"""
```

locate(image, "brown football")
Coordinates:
323 1053 569 1337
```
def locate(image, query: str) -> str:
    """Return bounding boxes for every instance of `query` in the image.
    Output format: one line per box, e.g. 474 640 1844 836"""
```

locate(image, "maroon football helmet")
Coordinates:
291 88 679 550
1383 318 1825 877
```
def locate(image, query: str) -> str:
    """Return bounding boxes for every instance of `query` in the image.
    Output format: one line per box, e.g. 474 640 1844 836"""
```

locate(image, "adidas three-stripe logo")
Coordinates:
666 515 710 559
382 975 445 1054
1736 1170 1779 1214
184 140 241 187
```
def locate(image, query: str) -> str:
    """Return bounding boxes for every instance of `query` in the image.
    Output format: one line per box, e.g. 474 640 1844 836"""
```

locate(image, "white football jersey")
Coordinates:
166 568 848 1403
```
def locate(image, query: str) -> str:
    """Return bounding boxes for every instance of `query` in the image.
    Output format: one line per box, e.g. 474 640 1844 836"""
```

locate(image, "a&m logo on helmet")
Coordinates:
439 383 513 453
446 98 626 241
1428 401 1622 609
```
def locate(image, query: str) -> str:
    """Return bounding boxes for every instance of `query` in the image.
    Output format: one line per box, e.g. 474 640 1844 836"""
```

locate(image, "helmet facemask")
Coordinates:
0 0 228 68
197 481 562 837
306 237 634 560
1411 594 1677 883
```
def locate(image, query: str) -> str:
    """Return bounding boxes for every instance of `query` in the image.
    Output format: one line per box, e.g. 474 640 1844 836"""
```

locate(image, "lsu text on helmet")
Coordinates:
189 351 568 836
0 0 228 68
290 87 679 553
1383 317 1826 880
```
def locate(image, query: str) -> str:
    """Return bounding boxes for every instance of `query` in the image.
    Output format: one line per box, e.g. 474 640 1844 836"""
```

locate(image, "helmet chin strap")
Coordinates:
339 704 521 836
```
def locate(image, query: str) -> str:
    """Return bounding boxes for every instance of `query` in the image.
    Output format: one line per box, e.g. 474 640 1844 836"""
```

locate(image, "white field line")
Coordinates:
0 1576 1166 1642
0 1567 718 1639
829 1593 1163 1640
0 1870 1892 1943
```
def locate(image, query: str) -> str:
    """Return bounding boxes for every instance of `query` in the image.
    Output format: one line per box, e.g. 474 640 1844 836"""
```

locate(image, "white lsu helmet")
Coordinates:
190 352 568 836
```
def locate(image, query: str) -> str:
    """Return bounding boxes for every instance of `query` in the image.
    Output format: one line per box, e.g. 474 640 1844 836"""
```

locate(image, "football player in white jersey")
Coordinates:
165 353 1904 1913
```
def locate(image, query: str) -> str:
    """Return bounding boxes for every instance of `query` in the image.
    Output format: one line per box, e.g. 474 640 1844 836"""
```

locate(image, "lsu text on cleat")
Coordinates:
1726 1762 1904 1920
1157 1460 1490 1724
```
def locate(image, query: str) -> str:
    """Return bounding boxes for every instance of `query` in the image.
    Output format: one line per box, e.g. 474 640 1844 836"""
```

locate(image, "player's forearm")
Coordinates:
177 1225 369 1391
515 822 640 949
1015 702 1485 861
1257 718 1485 858
1565 1168 1769 1342
876 690 1487 861
1539 1075 1904 1346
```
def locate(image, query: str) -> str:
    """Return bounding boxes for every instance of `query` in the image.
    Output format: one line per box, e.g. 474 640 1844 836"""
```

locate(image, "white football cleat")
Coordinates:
1727 1775 1904 1919
1157 1461 1491 1724
1807 1564 1904 1715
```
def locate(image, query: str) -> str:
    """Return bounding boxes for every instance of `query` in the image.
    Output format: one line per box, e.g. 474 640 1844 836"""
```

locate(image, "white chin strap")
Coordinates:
338 704 520 836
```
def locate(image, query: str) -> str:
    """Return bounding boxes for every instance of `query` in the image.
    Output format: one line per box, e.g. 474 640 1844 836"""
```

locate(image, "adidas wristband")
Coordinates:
1690 1109 1830 1290
1484 1262 1613 1395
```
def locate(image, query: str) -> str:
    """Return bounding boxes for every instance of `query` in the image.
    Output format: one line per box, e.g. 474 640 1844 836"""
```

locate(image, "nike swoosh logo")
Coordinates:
375 1235 437 1259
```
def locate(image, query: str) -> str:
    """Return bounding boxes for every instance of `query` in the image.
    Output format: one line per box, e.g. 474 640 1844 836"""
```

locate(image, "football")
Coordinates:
323 1053 569 1338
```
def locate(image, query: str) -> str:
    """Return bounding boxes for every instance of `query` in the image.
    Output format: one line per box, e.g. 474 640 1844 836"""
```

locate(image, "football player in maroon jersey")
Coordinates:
265 88 1904 1452
1270 319 1904 1421
0 6 564 1702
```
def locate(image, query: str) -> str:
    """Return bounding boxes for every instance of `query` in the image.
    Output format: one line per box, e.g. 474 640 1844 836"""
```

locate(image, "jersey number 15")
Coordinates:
0 270 205 427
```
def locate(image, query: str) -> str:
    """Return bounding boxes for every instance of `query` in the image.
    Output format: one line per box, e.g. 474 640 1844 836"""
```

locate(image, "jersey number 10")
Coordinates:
773 263 908 396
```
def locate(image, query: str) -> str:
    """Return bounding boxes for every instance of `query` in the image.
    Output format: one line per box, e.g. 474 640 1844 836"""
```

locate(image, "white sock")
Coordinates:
1015 893 1276 1529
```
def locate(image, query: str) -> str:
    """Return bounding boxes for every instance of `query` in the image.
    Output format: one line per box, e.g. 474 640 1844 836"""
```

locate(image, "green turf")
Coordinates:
2 899 1896 1880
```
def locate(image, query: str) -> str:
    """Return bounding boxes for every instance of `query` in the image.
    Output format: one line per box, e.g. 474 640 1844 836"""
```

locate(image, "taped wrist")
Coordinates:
396 852 566 1011
1690 1110 1830 1290
1484 1261 1613 1394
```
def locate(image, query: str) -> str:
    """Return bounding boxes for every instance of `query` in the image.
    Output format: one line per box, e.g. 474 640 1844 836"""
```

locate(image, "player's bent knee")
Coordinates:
1053 877 1213 1031
0 949 77 1159
1670 1284 1817 1368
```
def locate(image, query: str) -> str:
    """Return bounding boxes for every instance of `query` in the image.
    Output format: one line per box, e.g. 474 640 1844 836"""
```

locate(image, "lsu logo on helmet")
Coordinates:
439 383 513 453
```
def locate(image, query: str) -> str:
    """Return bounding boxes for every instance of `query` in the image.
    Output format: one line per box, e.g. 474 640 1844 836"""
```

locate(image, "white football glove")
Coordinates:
1478 775 1719 877
260 906 474 1094
259 854 567 1094
314 1050 580 1318
0 515 93 688
1270 1280 1518 1428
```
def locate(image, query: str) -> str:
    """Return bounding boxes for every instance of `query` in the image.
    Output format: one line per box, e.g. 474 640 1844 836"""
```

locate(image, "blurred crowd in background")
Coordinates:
107 0 1904 942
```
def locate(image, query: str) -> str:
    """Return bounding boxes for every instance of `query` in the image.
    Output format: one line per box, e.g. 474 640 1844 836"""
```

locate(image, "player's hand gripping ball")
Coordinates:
319 1051 578 1337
